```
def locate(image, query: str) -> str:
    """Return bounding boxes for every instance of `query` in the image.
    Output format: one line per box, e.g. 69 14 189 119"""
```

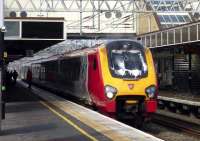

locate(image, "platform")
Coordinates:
2 82 110 141
158 91 200 106
1 81 163 141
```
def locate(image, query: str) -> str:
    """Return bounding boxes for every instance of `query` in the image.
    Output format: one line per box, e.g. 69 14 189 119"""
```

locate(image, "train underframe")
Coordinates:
97 96 157 127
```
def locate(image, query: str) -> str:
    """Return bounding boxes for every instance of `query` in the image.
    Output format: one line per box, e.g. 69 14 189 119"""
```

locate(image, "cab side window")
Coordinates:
93 58 97 70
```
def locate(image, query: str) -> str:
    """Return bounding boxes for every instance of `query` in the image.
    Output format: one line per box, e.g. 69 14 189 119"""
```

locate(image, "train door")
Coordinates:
40 66 45 81
88 53 104 104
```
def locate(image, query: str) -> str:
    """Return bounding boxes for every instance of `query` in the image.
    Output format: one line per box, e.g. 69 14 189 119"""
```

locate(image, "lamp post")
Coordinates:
0 0 4 133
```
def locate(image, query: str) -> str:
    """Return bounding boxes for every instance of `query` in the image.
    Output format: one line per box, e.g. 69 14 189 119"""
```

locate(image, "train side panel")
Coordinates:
87 52 105 108
144 48 158 112
58 56 90 101
30 57 91 102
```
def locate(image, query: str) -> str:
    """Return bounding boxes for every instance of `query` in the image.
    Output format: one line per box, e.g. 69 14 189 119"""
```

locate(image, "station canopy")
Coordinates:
4 0 200 33
147 0 193 29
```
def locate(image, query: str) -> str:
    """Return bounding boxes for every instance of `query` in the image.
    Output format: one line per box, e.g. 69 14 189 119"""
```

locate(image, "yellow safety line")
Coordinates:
40 101 99 141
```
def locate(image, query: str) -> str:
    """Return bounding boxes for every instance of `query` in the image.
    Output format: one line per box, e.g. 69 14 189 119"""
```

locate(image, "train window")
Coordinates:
93 58 97 70
107 41 148 79
60 58 81 81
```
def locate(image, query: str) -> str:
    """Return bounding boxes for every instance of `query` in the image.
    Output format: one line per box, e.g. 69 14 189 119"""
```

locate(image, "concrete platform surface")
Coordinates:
1 83 111 141
158 94 200 106
19 81 163 141
159 90 200 104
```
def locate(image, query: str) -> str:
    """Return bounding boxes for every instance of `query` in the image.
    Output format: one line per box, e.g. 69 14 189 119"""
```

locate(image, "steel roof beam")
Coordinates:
4 0 200 13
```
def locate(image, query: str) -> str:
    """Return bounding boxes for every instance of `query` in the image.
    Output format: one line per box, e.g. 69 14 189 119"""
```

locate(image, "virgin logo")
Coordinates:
128 84 134 89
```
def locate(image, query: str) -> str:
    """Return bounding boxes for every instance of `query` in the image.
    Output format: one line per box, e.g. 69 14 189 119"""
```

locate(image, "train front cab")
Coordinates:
88 40 157 121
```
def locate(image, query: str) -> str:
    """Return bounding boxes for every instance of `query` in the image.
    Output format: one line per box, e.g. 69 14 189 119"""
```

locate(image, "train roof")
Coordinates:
9 39 143 67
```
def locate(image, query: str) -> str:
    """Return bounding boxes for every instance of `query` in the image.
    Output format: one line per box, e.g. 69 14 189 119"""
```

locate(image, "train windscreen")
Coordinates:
107 40 148 79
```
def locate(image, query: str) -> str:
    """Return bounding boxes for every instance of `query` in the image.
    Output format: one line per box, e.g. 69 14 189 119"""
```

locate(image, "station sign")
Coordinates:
4 21 20 38
0 0 4 28
22 21 64 39
4 18 65 40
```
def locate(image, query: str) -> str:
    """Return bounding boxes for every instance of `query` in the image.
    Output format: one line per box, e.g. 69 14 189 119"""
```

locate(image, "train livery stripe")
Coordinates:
40 101 99 141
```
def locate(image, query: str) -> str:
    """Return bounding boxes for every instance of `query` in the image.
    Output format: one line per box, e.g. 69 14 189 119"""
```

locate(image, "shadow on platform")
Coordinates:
5 102 44 113
2 123 56 135
5 82 39 102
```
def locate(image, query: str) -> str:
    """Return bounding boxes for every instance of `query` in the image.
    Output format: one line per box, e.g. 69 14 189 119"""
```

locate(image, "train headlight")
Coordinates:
145 85 156 99
105 85 117 99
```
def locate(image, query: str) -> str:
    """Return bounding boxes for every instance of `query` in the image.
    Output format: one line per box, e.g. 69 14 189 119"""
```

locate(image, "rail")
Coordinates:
152 113 200 138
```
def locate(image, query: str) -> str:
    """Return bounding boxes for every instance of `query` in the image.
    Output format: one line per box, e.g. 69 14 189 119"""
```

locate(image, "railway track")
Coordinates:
152 113 200 138
27 81 200 139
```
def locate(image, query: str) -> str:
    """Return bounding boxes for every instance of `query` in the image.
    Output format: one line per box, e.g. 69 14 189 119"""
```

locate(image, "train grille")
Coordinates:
116 96 145 118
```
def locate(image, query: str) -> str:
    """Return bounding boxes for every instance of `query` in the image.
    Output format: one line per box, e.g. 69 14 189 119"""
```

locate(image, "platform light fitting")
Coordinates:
105 11 112 19
105 11 122 19
20 11 27 18
115 10 122 18
10 11 16 17
193 12 200 20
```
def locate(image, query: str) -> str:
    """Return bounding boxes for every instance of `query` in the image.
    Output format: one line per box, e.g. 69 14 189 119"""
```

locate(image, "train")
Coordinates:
18 39 158 126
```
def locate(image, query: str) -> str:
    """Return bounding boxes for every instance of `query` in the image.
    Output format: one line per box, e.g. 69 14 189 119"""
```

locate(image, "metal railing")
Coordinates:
139 21 200 48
